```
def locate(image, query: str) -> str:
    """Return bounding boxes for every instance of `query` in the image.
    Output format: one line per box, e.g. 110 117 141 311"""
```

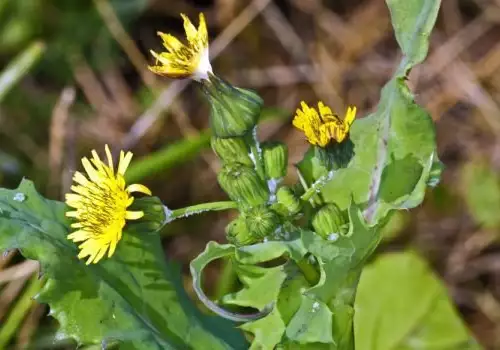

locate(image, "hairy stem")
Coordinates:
165 201 238 223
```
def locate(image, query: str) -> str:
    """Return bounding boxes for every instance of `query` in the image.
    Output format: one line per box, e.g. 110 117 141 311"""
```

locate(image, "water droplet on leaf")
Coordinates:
13 192 25 202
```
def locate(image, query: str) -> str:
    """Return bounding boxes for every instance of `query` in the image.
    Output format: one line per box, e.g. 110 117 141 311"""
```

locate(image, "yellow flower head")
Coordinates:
293 101 357 147
149 13 212 81
66 145 152 265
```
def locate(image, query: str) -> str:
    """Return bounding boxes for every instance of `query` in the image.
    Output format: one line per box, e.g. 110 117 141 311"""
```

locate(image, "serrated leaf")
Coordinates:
354 252 481 350
240 309 285 350
191 239 307 314
0 179 245 349
222 264 287 311
298 0 441 225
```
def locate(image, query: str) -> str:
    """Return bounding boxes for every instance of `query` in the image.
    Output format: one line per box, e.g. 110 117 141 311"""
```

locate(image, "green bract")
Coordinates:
202 73 263 138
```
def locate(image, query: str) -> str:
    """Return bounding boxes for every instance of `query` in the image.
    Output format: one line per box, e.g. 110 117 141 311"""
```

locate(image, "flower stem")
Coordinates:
166 201 238 222
300 170 335 203
296 257 320 285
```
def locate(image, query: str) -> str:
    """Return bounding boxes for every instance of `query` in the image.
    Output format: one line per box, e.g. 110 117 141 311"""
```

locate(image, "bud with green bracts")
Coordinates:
245 205 280 239
275 186 301 216
200 73 263 138
226 215 257 246
226 206 280 246
211 136 253 166
218 163 269 207
314 138 355 171
312 203 349 239
262 141 288 180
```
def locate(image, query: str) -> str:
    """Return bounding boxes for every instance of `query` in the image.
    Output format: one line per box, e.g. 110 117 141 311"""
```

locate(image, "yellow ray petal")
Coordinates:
118 151 133 175
126 183 152 195
125 210 144 220
158 32 184 52
181 13 198 45
105 144 114 174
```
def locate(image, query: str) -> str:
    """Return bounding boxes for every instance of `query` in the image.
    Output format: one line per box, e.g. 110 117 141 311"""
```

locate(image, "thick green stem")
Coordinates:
245 128 266 180
296 257 320 286
166 201 238 222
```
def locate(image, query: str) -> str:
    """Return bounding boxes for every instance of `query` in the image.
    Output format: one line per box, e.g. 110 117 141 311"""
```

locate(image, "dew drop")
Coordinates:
13 192 25 202
327 233 339 241
312 301 320 312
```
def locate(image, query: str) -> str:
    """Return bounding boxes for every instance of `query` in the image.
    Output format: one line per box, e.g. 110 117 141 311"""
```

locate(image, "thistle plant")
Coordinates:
0 1 481 349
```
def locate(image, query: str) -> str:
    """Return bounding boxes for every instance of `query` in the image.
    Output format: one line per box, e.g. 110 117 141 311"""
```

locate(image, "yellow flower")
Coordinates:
293 101 357 147
66 145 152 265
149 13 212 81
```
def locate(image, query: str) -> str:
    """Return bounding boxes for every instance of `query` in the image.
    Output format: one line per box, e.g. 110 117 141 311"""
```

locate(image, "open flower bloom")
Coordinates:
293 101 357 147
66 145 152 264
149 13 212 81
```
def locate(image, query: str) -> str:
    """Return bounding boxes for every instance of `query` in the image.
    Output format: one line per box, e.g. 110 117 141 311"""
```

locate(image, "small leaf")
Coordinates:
240 309 285 350
222 264 287 311
354 251 481 350
285 297 334 344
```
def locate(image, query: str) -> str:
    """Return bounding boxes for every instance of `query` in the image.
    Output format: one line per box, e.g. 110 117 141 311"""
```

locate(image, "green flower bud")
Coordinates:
244 205 280 240
226 215 257 246
262 142 288 180
201 73 263 138
276 186 301 216
312 203 348 239
211 136 253 166
218 163 269 207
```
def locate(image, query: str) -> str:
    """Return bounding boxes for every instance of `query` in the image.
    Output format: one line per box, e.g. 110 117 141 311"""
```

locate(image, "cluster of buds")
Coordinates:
148 13 356 246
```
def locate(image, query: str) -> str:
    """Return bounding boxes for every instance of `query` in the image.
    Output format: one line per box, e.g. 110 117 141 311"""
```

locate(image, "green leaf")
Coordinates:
222 264 287 311
354 251 481 350
240 309 285 350
460 160 500 229
285 297 334 345
299 0 441 225
0 180 246 349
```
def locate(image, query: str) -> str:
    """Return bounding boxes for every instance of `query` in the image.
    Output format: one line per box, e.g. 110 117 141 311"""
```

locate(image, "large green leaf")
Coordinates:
354 252 481 350
0 180 246 349
299 0 441 224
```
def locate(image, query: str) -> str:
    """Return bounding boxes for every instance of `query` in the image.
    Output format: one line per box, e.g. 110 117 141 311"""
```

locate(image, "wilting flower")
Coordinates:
66 145 151 264
293 101 357 147
149 13 212 81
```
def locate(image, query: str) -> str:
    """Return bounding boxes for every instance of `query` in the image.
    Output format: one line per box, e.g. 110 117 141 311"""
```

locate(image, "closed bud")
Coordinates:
218 163 269 207
245 205 280 239
211 136 253 166
276 186 301 216
226 215 258 246
312 203 348 239
262 142 288 180
201 73 263 138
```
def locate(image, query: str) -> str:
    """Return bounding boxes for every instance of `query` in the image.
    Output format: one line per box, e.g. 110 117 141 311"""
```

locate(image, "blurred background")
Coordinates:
0 0 500 348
